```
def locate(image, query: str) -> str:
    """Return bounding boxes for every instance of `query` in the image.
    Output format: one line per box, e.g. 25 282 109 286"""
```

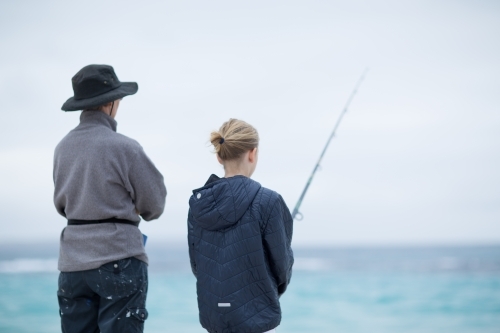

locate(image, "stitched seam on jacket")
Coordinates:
222 277 270 298
224 290 274 317
229 179 237 223
210 184 238 224
197 263 266 285
240 179 252 217
195 247 264 269
211 187 230 223
262 196 280 233
230 294 276 326
263 224 286 238
265 237 286 250
256 190 266 233
197 275 269 298
195 231 261 249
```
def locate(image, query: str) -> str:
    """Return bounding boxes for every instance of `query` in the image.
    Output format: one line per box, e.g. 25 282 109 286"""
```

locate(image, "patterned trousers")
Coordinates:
57 257 148 333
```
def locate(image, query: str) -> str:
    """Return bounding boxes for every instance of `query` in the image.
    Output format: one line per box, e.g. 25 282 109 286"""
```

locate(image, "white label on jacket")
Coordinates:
218 303 231 307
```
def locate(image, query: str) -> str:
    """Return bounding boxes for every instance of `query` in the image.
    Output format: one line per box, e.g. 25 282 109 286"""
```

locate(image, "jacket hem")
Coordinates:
58 253 148 272
203 318 280 333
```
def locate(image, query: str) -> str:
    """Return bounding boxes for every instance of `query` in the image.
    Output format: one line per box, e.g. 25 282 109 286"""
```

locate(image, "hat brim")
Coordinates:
61 82 138 111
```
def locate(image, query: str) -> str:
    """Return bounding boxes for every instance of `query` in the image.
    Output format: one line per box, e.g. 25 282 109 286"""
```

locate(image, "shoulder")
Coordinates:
114 133 142 149
54 132 70 153
254 186 282 219
107 132 144 156
54 128 81 157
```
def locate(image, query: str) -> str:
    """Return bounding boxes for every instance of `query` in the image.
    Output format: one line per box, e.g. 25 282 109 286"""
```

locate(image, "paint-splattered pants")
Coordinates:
57 257 148 333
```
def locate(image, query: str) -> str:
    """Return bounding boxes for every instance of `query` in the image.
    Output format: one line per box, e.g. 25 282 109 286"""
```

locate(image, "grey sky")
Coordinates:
0 0 499 246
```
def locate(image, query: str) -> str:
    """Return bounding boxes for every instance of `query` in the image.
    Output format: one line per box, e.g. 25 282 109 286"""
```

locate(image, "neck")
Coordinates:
224 171 249 178
223 163 251 178
99 108 114 118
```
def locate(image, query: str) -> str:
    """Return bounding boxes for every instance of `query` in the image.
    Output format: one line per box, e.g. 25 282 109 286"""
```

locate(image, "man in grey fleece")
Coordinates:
54 64 166 333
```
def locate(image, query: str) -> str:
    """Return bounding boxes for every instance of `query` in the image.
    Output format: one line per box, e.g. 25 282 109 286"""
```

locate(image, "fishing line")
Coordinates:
292 68 369 221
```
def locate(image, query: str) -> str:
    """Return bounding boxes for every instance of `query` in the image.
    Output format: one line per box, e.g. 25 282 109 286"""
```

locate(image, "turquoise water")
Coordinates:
1 246 499 332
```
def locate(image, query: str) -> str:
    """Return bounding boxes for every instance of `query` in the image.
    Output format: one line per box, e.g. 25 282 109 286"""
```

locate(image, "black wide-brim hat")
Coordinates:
61 64 138 111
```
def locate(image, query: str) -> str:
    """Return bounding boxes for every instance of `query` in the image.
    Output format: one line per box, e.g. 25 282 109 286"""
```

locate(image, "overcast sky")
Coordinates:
0 0 499 246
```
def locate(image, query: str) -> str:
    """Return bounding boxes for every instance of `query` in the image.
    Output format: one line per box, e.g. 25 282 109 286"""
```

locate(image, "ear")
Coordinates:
216 154 223 165
101 101 113 112
248 148 257 163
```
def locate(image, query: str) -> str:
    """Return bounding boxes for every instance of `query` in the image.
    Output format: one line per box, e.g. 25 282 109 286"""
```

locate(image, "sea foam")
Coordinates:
0 258 58 273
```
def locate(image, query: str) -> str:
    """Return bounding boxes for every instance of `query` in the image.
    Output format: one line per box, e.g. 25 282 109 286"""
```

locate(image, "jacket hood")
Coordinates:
189 174 261 231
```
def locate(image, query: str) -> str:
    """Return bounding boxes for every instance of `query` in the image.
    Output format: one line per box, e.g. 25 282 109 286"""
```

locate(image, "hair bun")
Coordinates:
209 119 259 161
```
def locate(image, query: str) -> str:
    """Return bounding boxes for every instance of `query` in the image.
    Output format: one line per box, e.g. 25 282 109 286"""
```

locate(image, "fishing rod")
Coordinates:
291 69 368 221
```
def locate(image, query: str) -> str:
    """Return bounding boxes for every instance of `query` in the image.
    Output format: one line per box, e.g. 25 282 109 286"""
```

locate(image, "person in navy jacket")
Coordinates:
188 118 294 333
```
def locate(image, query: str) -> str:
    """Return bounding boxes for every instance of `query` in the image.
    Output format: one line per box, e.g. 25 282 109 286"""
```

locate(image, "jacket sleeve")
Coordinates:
187 208 197 277
262 194 294 296
127 146 167 221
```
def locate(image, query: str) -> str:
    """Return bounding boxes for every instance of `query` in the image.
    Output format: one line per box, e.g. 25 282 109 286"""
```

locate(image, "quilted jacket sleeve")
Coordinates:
262 194 294 296
187 208 197 277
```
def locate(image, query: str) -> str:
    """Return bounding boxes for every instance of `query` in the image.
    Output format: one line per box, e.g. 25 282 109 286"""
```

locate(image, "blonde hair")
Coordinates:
210 119 259 161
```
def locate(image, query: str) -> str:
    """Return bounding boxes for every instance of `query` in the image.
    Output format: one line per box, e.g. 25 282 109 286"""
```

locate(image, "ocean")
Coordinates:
0 244 499 333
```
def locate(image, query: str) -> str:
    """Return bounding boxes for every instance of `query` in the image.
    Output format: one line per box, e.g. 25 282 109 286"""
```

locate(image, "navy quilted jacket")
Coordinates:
188 174 294 333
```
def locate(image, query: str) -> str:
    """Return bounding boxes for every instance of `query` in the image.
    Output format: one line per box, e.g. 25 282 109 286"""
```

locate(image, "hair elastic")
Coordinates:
219 138 225 144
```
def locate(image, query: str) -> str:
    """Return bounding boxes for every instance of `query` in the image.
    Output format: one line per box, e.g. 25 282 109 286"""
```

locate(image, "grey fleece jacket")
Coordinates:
53 111 166 272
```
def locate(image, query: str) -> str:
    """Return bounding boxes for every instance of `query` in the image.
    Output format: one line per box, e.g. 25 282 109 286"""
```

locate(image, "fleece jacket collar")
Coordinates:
80 110 117 132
